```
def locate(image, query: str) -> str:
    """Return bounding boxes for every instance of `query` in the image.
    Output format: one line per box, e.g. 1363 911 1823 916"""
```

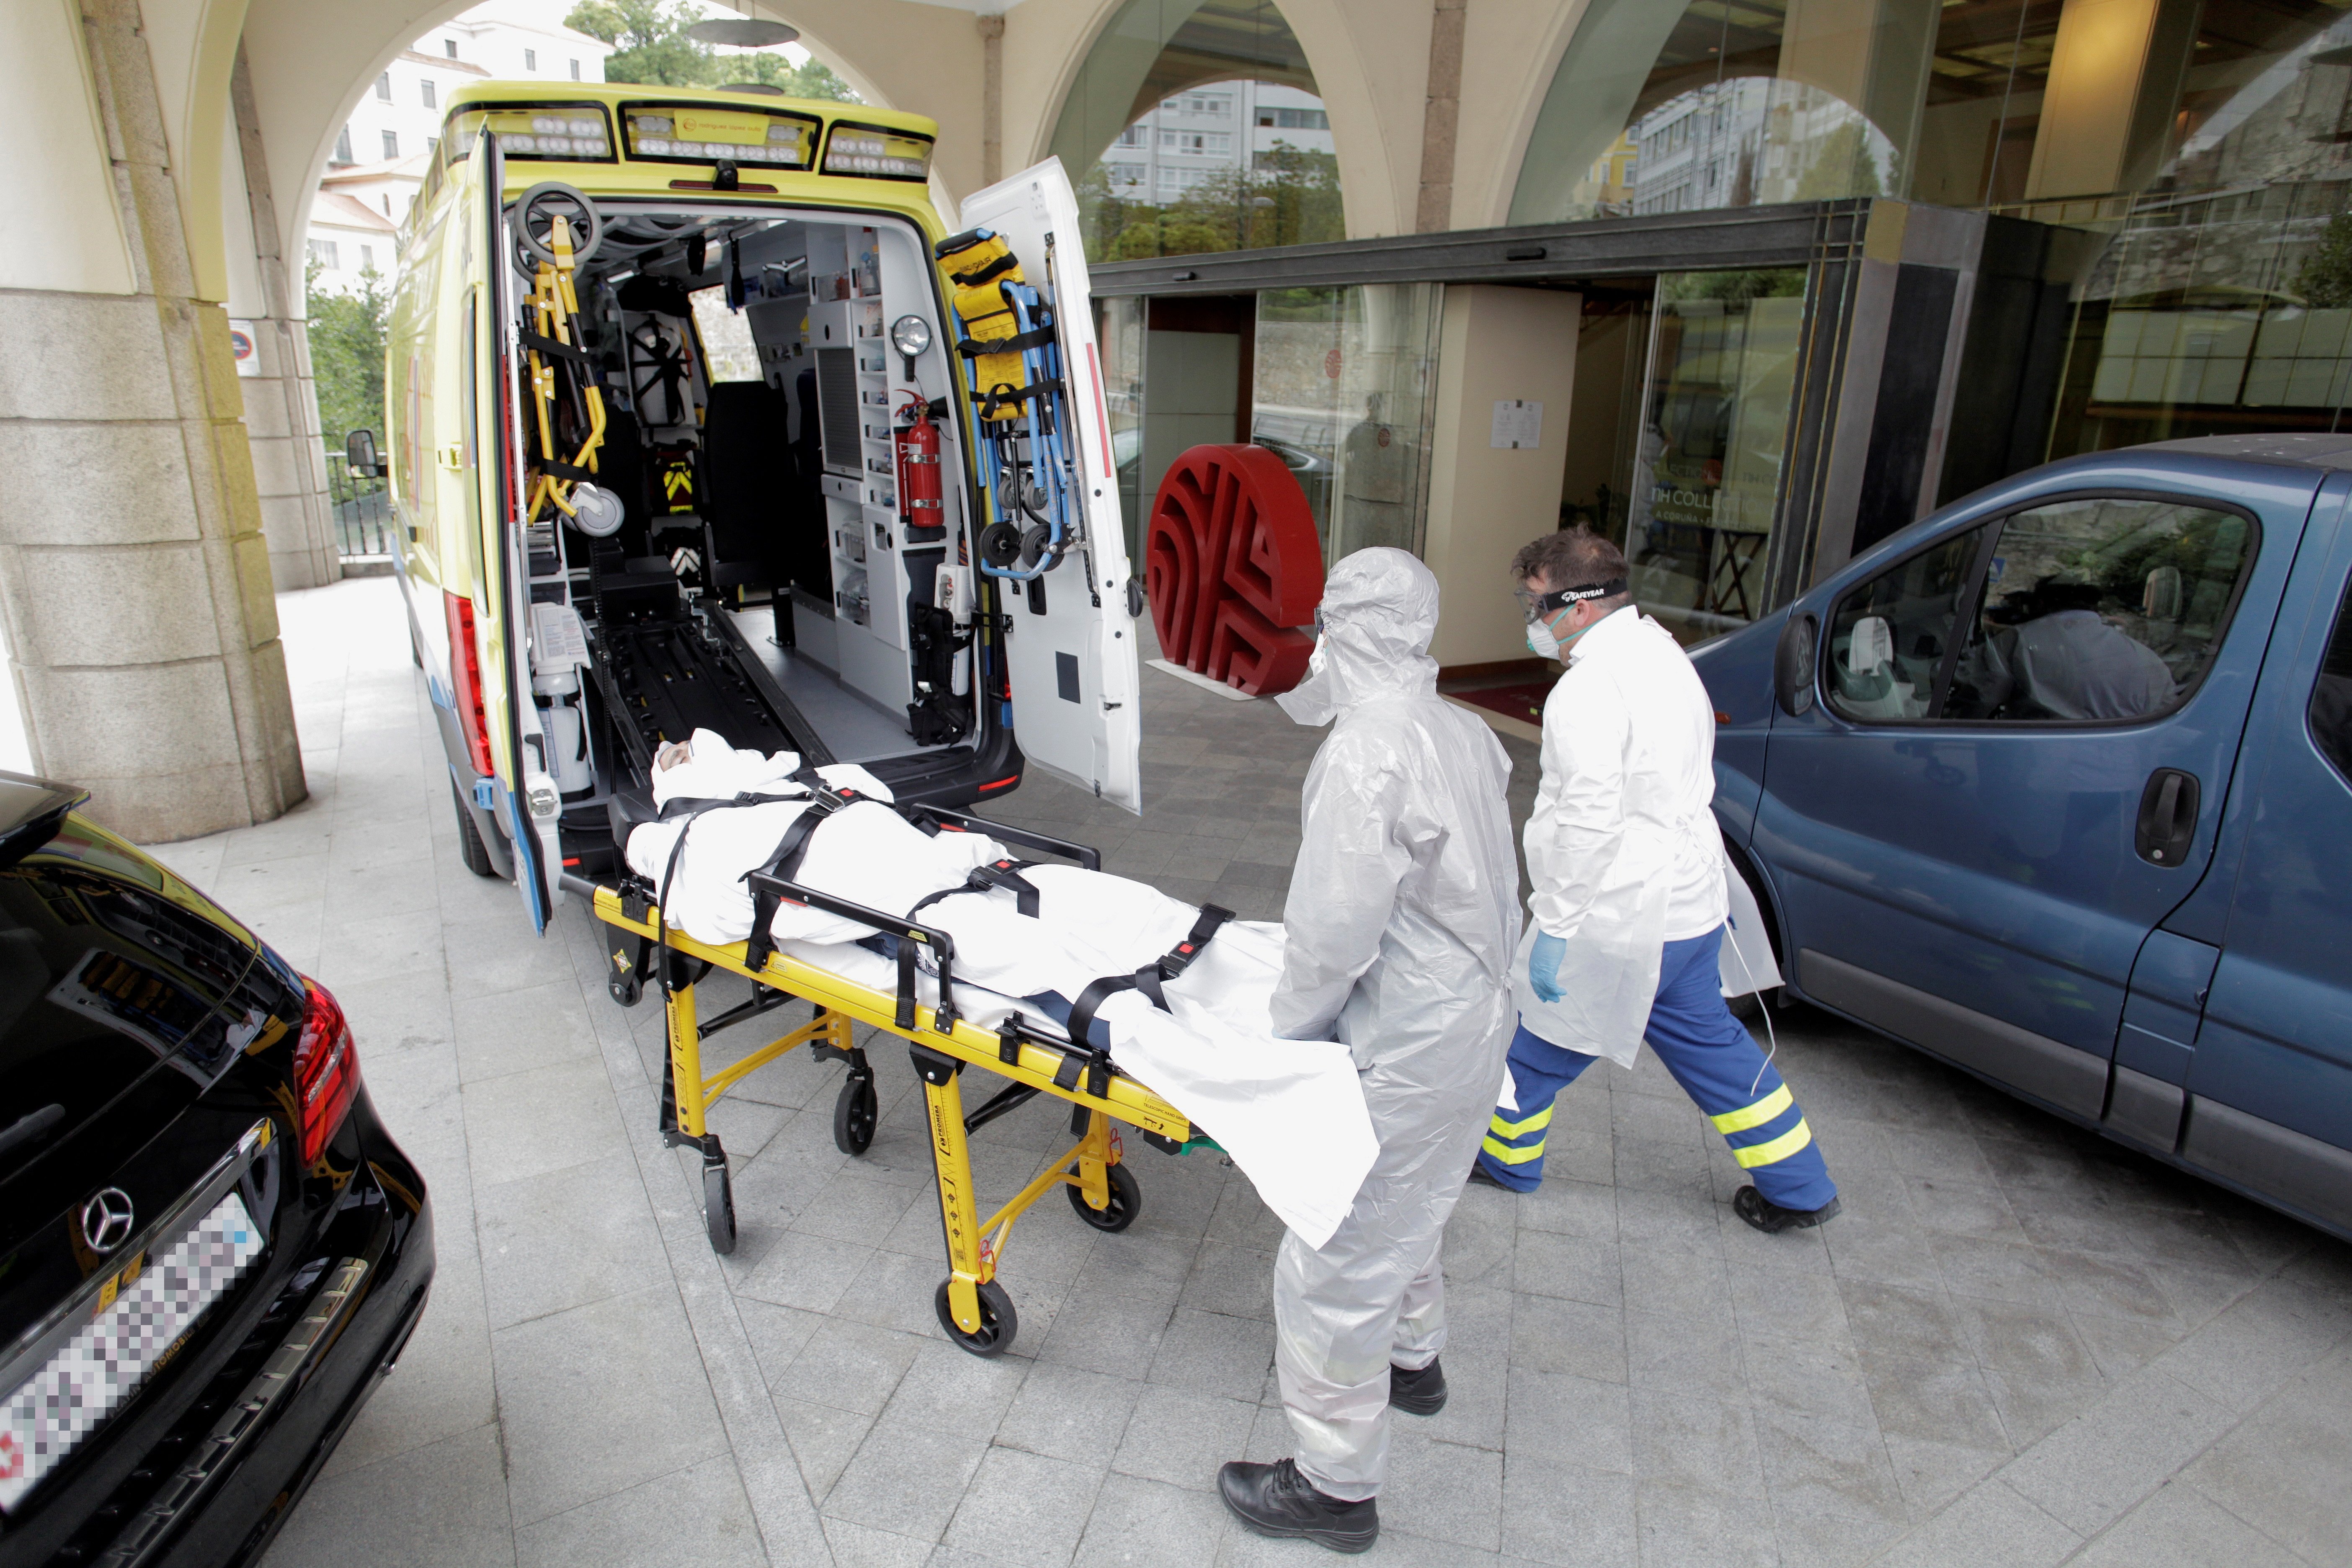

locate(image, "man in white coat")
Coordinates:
1470 529 1840 1233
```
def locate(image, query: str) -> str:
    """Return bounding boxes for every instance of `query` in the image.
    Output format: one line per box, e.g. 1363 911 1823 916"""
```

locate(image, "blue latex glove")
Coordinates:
1529 932 1567 1003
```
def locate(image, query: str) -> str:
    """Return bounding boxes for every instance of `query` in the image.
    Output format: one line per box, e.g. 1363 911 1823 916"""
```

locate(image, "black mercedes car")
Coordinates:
0 773 433 1565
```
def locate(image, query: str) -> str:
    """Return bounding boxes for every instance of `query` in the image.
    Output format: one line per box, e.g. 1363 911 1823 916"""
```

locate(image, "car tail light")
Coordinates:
294 977 361 1164
444 590 495 777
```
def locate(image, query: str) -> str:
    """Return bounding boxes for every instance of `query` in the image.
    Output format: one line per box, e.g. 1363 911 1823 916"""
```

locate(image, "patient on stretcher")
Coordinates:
621 731 1377 1247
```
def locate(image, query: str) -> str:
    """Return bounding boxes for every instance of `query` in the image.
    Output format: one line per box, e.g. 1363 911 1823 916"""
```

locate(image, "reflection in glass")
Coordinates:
1249 285 1443 561
1046 0 1343 261
1095 295 1150 556
1623 269 1806 644
1826 524 1987 722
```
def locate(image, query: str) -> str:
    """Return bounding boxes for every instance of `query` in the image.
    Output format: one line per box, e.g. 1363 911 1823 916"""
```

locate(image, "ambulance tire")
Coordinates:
704 1160 737 1255
935 1279 1016 1358
833 1075 877 1155
452 780 499 878
1065 1161 1141 1232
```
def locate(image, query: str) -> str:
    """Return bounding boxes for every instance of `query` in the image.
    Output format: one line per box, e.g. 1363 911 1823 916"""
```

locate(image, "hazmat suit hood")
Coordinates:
1276 548 1441 725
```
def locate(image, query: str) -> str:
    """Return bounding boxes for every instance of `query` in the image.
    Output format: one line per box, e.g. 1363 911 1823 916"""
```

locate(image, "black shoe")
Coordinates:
1734 1185 1841 1234
1388 1357 1448 1416
1465 1161 1514 1192
1217 1458 1380 1554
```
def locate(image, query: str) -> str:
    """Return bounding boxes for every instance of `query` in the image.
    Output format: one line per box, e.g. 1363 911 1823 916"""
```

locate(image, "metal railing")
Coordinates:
324 450 395 559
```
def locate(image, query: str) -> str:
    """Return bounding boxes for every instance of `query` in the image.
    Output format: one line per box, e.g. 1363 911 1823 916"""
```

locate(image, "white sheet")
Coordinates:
624 732 1376 1248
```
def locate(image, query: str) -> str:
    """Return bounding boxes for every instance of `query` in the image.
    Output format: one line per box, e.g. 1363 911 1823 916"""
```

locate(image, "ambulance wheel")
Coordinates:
451 780 498 878
704 1161 737 1255
833 1075 877 1155
515 181 603 266
1065 1161 1141 1232
934 1279 1016 1357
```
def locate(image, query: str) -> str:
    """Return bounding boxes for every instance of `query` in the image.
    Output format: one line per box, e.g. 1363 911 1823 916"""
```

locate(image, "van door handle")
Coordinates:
2135 768 2200 866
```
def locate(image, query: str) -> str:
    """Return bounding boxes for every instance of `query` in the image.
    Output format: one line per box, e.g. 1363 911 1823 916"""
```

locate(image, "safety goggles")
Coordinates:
1515 578 1627 624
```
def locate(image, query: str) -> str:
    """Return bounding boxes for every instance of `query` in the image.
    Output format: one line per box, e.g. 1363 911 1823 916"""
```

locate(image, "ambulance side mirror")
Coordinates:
1774 611 1818 717
345 428 386 478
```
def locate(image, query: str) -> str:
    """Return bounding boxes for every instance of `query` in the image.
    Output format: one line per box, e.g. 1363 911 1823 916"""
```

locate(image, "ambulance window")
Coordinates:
689 286 761 384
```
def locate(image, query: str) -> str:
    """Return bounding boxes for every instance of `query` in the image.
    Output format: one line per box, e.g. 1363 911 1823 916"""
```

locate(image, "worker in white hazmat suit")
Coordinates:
1216 549 1519 1555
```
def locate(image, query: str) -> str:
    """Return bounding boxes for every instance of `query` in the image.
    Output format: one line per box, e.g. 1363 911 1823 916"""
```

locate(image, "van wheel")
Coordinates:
452 780 500 878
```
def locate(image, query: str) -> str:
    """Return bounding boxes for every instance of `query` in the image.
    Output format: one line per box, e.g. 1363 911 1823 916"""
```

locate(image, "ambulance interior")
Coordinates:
512 201 979 859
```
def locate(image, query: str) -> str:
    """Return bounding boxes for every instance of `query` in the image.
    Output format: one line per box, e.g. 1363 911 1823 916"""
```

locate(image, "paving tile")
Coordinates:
1857 1351 2010 1451
1751 1405 1904 1524
998 1362 1146 1465
2178 1344 2352 1565
1726 1260 1847 1344
1506 1371 1632 1475
2154 1277 2352 1414
783 1317 928 1416
1628 1388 1764 1501
513 1455 764 1568
476 1150 669 1330
1739 1331 1874 1428
1110 1385 1259 1491
1510 1293 1628 1385
453 979 601 1084
1880 1432 2007 1518
1617 1247 1732 1324
1513 1231 1622 1309
492 1284 730 1527
1836 1278 1968 1367
1498 1455 1637 1568
460 1055 629 1189
943 1445 1106 1565
1998 1366 2236 1536
775 1395 876 1502
1072 1471 1231 1567
1381 1430 1503 1550
1515 1177 1617 1241
1149 1308 1277 1403
264 1422 515 1568
1632 1480 1779 1568
2069 1478 2308 1568
1623 1309 1746 1401
1871 1479 2081 1568
822 1413 993 1543
733 1229 881 1314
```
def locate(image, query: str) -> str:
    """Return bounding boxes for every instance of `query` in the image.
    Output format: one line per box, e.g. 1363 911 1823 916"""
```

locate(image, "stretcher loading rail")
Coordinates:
592 808 1203 1356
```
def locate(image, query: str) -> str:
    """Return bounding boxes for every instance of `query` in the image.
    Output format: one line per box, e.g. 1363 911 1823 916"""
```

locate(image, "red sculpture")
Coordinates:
1144 444 1323 696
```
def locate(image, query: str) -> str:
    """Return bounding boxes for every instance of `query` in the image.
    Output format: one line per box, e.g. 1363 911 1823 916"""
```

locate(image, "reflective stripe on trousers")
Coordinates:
1474 925 1838 1212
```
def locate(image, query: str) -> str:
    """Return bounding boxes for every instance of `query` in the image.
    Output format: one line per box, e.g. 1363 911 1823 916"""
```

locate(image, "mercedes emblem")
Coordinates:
81 1189 135 1256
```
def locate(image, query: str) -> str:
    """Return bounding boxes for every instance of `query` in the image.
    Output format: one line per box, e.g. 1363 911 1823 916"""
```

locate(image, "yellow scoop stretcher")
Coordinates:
589 808 1204 1358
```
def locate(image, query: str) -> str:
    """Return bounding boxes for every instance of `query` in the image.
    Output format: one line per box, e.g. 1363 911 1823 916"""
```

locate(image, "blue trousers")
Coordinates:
1475 925 1837 1211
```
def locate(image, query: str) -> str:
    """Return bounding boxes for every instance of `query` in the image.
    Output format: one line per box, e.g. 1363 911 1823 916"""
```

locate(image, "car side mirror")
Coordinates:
1774 612 1818 717
345 428 384 478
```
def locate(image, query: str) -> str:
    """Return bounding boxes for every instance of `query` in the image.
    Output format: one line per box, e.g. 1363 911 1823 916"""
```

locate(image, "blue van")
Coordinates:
1695 433 2352 1240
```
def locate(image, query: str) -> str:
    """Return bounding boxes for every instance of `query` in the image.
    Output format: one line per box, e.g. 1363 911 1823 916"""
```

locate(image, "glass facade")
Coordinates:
1047 0 1342 261
1627 270 1808 644
1250 285 1445 560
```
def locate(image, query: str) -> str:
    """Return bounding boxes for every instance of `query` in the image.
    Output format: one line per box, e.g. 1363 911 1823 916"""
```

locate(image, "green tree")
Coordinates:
564 0 856 98
1792 119 1881 201
2298 211 2352 307
307 258 388 450
1079 139 1345 261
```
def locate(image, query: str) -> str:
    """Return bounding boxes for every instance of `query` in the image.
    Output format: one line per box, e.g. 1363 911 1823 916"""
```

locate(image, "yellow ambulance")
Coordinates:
376 82 1140 932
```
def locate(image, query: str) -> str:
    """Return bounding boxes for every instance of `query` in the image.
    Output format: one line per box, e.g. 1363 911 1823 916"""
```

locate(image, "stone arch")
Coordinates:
1028 0 1407 242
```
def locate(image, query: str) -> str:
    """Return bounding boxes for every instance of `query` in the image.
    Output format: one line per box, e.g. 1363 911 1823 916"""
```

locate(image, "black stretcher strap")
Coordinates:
540 458 600 483
1060 901 1238 1090
740 789 866 973
650 790 812 982
955 324 1057 358
908 859 1039 921
521 328 593 366
944 250 1021 287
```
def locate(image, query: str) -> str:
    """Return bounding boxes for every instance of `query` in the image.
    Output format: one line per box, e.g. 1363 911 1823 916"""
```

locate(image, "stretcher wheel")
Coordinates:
703 1160 737 1255
934 1279 1016 1357
833 1075 877 1155
1065 1161 1141 1232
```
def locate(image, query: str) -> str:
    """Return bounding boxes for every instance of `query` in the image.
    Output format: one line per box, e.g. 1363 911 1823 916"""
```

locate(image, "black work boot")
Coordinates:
1217 1458 1380 1553
1388 1357 1448 1416
1734 1185 1841 1233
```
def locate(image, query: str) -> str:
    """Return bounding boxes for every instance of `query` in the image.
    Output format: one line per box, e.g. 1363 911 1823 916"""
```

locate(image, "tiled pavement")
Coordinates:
141 577 2351 1566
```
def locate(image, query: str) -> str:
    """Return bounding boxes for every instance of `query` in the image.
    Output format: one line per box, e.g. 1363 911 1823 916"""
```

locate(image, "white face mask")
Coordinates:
1528 609 1588 659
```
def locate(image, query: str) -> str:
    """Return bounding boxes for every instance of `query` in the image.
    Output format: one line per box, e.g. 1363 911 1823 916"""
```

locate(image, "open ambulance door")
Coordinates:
461 127 557 932
959 159 1143 814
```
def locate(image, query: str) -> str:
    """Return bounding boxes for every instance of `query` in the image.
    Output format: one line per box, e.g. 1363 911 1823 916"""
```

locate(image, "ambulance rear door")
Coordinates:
958 159 1143 814
460 127 556 932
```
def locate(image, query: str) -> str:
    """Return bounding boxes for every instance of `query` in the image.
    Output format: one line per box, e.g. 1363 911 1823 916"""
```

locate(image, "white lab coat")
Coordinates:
1516 606 1729 1068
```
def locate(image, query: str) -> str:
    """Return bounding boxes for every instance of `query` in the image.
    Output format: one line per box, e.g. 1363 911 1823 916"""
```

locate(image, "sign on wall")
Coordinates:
1491 399 1542 449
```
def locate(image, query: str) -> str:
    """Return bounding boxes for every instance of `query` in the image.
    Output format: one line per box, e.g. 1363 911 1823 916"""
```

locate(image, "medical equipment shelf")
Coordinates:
590 814 1199 1357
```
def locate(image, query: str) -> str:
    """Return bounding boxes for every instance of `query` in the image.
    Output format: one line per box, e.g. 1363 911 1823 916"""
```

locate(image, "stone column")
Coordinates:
0 0 304 841
1414 0 1466 233
978 14 1005 187
230 41 341 593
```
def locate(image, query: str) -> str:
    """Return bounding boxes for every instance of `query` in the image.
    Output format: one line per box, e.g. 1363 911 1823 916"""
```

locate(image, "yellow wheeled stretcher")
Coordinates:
588 807 1202 1357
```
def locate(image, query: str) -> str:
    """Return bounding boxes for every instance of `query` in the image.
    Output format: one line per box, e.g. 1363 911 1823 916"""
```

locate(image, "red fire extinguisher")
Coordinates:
895 395 944 542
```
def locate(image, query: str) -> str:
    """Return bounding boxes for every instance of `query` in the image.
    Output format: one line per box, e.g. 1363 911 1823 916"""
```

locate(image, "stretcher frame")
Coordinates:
591 807 1200 1357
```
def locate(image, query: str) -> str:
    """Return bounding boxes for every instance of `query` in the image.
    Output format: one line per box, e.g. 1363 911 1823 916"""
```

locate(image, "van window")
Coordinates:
2311 572 2352 786
1945 497 2252 723
1826 525 1990 721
